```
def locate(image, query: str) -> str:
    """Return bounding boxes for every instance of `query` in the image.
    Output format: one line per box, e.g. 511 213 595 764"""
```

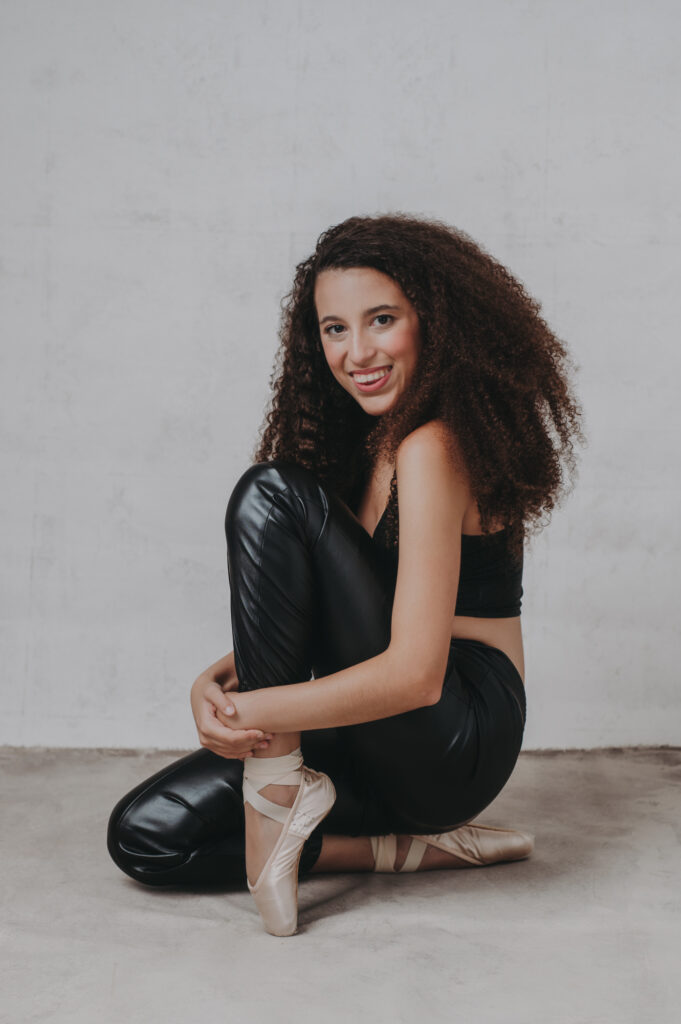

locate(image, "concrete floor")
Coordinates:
1 747 680 1024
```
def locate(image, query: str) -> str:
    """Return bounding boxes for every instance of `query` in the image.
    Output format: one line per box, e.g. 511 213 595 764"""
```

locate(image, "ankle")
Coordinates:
309 835 376 873
255 782 299 809
242 747 304 824
393 835 411 871
252 734 301 758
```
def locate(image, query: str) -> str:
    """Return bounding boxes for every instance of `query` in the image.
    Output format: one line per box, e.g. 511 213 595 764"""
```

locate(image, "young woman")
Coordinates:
107 213 585 937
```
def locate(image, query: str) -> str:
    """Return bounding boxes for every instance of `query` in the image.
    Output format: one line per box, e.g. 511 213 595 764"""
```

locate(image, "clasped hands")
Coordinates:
190 673 273 761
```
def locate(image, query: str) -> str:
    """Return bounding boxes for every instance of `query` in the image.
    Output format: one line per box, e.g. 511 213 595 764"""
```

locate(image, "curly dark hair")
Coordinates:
251 212 586 562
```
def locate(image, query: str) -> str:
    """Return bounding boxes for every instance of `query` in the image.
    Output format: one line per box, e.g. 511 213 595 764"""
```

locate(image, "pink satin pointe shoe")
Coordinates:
370 822 535 872
242 746 336 936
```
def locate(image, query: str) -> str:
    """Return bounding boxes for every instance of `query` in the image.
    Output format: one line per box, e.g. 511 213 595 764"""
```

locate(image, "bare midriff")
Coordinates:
449 613 525 685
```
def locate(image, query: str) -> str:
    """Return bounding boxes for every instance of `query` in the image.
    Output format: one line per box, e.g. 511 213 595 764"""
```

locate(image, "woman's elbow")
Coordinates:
394 663 444 710
389 650 446 710
421 675 445 707
403 677 442 711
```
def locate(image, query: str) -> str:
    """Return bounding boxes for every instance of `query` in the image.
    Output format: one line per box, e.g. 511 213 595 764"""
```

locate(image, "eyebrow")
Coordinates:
318 304 401 326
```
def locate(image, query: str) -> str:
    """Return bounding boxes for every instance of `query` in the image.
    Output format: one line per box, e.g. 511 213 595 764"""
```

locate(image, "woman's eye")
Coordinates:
323 315 392 337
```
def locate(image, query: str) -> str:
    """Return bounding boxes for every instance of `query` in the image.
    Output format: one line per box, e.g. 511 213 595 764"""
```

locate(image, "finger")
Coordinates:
204 686 239 720
204 681 228 704
213 704 247 725
201 708 268 742
201 721 270 750
212 714 270 744
210 694 236 717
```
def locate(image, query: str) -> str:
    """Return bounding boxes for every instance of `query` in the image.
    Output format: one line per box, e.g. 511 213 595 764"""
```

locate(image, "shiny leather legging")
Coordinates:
107 460 526 889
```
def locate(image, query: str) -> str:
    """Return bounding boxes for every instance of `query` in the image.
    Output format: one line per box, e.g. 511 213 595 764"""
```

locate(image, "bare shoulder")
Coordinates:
395 419 471 494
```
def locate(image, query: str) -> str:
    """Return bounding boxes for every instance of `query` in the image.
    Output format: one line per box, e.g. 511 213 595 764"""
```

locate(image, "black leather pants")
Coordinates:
107 460 526 889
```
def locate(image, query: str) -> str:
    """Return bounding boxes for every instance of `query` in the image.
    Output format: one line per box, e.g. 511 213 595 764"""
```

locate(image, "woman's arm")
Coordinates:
220 420 471 735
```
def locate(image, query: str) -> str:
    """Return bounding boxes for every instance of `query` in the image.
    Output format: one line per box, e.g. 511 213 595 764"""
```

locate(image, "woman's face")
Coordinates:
314 266 422 416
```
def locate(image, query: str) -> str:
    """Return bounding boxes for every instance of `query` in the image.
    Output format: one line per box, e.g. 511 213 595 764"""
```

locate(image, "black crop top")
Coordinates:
369 470 523 619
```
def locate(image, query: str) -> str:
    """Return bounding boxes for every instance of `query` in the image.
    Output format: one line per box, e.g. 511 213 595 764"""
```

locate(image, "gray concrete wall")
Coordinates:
1 0 678 748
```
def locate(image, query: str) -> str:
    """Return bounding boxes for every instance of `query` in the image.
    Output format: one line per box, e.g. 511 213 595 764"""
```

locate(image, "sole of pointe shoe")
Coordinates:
247 767 336 937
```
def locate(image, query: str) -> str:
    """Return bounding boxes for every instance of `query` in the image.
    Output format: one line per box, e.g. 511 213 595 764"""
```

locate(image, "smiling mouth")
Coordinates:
351 366 393 391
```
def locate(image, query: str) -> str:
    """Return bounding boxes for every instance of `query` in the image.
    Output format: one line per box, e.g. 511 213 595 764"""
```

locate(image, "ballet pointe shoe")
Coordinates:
370 823 535 872
242 747 336 936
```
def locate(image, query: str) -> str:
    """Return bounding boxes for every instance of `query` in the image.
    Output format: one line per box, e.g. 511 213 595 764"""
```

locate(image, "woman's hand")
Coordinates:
190 672 273 760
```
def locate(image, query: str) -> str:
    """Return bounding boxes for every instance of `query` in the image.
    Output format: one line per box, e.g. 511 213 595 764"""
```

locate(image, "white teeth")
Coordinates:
354 368 391 384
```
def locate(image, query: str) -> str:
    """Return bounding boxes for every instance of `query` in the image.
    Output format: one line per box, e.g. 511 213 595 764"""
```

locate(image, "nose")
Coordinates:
346 326 378 365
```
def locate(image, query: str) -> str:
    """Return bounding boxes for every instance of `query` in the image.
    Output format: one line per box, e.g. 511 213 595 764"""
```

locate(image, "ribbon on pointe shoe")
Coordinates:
242 747 303 823
370 834 430 872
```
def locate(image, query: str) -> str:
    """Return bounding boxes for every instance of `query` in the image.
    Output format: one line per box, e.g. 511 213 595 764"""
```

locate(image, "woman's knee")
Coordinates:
106 779 204 886
107 788 180 887
106 750 244 887
225 460 327 540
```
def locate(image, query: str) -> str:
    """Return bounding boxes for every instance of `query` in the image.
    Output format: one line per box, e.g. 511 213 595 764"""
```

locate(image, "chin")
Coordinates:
362 401 396 418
